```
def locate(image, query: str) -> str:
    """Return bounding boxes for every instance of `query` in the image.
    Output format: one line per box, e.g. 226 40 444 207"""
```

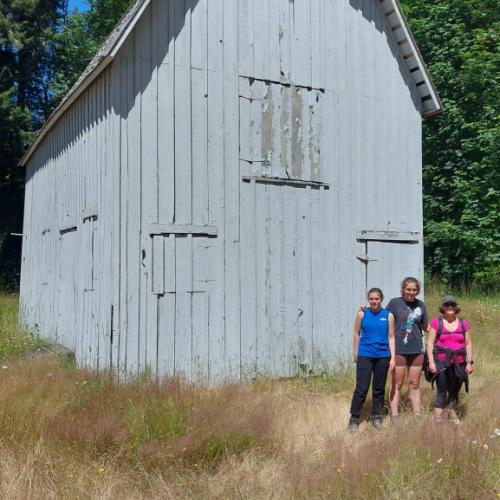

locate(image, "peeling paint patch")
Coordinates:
261 83 274 176
291 85 304 178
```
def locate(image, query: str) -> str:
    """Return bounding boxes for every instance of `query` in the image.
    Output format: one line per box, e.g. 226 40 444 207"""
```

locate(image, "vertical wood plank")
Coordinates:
268 0 281 82
296 186 312 372
206 53 225 379
223 0 240 379
324 0 335 91
152 235 165 294
127 29 142 375
283 186 298 375
191 0 208 70
158 0 175 225
310 90 322 182
238 0 254 77
280 84 291 178
208 0 223 72
279 0 291 83
291 0 311 87
310 187 326 371
109 61 121 370
119 50 132 374
252 0 270 80
239 180 257 378
174 234 192 375
136 5 157 373
191 67 209 225
260 81 273 177
158 292 176 376
192 236 208 293
311 0 325 89
239 76 252 177
300 87 312 180
269 82 282 178
174 0 192 224
165 233 176 292
192 233 209 380
249 79 263 177
268 186 283 374
192 292 209 379
254 183 267 374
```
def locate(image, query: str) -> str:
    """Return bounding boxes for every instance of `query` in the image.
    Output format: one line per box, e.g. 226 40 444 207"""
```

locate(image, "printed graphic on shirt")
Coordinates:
402 307 422 344
386 297 428 355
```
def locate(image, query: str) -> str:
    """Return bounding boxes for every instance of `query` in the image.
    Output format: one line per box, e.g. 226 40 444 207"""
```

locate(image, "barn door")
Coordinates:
150 229 217 379
357 230 422 301
57 226 78 350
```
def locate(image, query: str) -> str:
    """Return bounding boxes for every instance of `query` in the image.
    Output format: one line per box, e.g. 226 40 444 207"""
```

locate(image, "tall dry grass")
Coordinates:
0 291 498 499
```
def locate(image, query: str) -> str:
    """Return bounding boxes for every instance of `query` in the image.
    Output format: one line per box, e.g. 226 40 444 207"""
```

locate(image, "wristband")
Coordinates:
467 360 474 365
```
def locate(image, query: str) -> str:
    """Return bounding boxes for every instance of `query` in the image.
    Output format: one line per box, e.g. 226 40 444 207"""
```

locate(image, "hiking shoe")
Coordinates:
348 419 359 433
371 416 383 429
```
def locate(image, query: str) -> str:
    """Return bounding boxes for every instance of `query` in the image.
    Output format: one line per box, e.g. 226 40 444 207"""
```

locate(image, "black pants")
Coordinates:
350 356 390 420
434 363 465 409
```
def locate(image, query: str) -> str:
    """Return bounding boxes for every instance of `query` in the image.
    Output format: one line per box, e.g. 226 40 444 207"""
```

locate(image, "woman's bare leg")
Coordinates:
390 365 406 415
408 363 423 414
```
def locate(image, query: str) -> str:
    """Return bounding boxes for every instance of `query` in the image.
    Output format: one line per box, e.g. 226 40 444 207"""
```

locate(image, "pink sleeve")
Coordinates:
463 319 471 332
430 317 440 330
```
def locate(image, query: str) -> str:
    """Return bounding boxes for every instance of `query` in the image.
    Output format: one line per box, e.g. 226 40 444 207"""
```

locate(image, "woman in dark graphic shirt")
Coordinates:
386 277 429 420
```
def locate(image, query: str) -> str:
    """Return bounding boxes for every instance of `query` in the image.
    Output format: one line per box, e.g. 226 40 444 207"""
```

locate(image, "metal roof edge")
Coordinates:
20 0 152 167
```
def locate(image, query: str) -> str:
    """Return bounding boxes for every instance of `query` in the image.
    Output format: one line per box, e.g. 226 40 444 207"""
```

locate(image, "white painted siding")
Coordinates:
21 0 425 381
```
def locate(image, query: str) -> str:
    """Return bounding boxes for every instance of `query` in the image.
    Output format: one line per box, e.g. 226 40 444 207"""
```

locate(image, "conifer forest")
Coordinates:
0 0 498 291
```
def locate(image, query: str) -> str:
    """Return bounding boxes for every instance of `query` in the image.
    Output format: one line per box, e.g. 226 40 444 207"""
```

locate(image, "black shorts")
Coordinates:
395 353 424 368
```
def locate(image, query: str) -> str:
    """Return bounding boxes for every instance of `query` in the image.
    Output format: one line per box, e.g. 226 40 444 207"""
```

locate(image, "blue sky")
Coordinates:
68 0 90 12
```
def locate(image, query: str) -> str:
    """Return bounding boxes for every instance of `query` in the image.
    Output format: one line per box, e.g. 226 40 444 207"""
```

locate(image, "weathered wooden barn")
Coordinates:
20 0 442 380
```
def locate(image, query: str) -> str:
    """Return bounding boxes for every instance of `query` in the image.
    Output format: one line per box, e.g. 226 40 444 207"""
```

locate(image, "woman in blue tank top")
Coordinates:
348 288 395 433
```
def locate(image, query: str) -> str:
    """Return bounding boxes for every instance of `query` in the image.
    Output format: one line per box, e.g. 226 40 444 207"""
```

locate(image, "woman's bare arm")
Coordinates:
352 311 363 363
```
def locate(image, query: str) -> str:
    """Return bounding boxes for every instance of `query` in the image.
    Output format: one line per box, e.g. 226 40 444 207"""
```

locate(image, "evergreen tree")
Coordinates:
401 0 500 290
0 0 133 289
0 0 65 289
52 0 133 102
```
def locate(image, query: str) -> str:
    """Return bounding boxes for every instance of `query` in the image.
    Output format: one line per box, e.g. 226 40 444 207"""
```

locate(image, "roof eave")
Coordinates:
380 0 443 117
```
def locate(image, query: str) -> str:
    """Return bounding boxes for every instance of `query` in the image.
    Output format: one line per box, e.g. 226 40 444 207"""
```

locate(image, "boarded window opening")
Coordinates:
239 77 324 184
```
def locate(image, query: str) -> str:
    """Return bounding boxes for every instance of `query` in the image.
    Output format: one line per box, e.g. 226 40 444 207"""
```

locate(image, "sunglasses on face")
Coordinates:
444 303 457 308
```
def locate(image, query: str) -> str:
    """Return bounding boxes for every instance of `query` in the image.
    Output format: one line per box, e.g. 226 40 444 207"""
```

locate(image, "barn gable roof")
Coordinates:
20 0 442 167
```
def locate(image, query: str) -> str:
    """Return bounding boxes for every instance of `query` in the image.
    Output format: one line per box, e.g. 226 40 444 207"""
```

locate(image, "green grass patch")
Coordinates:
0 293 46 358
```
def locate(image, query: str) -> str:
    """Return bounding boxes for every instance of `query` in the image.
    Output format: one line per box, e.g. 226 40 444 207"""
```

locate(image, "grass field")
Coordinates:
0 290 498 499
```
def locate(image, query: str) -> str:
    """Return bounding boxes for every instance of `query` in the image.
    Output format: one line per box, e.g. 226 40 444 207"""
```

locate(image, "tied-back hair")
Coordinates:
367 287 384 300
400 276 421 295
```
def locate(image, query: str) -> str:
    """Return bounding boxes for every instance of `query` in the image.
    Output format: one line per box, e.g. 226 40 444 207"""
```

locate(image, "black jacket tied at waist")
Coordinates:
433 345 469 393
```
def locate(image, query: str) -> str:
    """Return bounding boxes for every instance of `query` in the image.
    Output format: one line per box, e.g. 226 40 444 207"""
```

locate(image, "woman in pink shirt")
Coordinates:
427 295 474 423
